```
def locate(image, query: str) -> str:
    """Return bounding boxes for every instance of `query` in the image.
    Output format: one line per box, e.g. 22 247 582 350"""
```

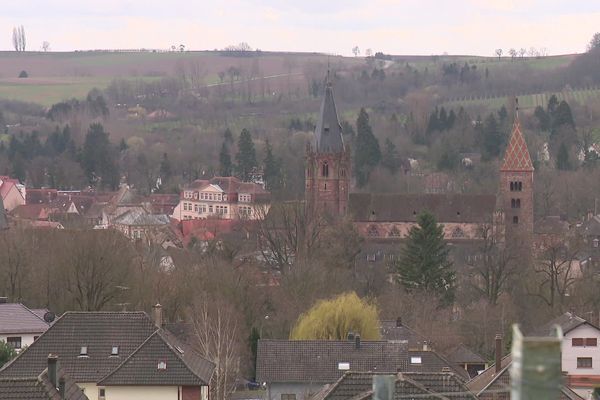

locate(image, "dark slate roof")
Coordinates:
407 350 470 381
98 330 213 386
581 216 600 237
0 303 50 335
445 344 486 365
465 354 511 394
0 367 88 400
348 193 496 223
379 320 426 349
0 312 157 382
530 312 599 336
317 371 476 400
256 340 408 384
314 82 344 154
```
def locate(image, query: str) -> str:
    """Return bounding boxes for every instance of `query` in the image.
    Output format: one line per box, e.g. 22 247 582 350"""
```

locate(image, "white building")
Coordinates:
172 176 270 221
0 300 51 352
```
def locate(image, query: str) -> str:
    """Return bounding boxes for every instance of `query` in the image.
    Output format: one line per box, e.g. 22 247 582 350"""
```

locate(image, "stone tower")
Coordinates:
499 105 534 243
305 78 351 217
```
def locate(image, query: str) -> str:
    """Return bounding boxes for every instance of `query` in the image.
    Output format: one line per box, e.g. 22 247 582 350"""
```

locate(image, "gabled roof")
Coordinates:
445 344 486 365
314 81 344 154
0 367 88 400
406 350 470 381
348 193 496 223
379 320 427 349
316 371 476 400
531 312 599 336
112 209 170 226
256 340 408 384
0 303 50 335
465 354 511 394
98 330 213 386
500 115 534 172
0 312 157 382
581 215 600 237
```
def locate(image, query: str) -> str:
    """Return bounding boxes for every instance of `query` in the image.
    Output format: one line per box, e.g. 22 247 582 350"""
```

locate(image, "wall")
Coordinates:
0 333 39 351
267 382 325 400
2 184 25 211
102 385 179 400
563 324 600 375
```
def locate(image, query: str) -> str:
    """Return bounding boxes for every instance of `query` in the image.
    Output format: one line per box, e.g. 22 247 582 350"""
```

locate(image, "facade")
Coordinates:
0 176 26 212
172 176 270 221
0 309 214 400
111 209 171 240
305 79 351 217
0 301 51 352
305 84 535 245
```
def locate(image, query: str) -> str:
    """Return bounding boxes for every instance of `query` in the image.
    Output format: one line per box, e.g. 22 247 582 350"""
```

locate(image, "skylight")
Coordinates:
410 356 422 364
111 346 119 356
338 362 350 370
79 346 88 356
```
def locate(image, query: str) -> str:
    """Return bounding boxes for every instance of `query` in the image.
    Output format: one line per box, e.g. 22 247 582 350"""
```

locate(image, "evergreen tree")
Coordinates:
159 152 172 179
82 123 119 189
426 107 439 134
482 113 504 159
223 128 234 145
552 100 575 132
353 108 381 187
556 142 572 170
394 211 455 305
497 105 508 124
219 142 233 176
235 128 257 181
263 139 282 191
547 95 559 116
447 109 456 130
438 107 448 130
534 106 550 131
381 138 399 174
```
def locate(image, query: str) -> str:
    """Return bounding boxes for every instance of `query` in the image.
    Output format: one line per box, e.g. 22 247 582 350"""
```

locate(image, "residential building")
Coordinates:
256 338 408 400
0 176 25 212
445 344 488 378
0 299 51 351
312 371 476 400
0 354 88 400
111 208 171 240
172 176 270 221
0 308 214 400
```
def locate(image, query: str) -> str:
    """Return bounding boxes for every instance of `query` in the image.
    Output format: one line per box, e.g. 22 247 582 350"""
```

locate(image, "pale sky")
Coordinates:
2 0 599 56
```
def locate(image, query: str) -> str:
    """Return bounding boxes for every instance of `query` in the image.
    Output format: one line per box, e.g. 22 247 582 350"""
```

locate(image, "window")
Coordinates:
388 226 401 237
452 227 465 238
281 394 296 400
340 169 346 177
99 388 106 399
6 337 21 349
577 357 593 368
322 162 329 177
410 356 422 364
594 238 599 248
587 338 598 347
510 181 523 191
367 225 379 237
80 346 88 356
157 360 167 370
511 199 521 208
209 205 213 213
338 362 350 370
111 346 119 356
513 216 519 224
572 338 584 347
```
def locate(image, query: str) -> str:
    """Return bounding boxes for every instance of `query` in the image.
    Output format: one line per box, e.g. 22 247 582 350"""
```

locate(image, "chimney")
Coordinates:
355 334 361 349
372 375 395 400
58 377 65 400
495 334 502 374
422 341 429 351
47 354 58 389
396 317 402 327
347 332 355 341
152 303 163 329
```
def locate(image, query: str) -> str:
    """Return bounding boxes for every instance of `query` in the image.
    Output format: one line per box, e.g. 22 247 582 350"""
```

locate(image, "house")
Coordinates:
312 371 476 400
0 176 26 212
0 299 52 351
0 354 88 400
466 334 584 400
532 312 600 398
0 307 214 400
445 344 488 378
256 338 407 400
111 208 171 240
172 176 270 221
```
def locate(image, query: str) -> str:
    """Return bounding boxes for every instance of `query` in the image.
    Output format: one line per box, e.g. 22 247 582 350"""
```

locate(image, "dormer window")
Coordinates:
80 346 88 357
157 360 167 370
594 238 599 248
111 346 119 356
324 124 330 133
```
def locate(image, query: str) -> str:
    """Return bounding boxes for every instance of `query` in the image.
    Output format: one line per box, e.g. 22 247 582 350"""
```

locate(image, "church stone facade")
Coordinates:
305 81 535 245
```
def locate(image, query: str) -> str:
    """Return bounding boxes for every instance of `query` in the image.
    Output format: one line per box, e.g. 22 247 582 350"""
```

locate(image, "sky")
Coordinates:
2 0 599 56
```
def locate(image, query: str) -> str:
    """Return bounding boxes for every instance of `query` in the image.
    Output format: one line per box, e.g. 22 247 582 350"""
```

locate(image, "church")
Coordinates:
305 79 534 249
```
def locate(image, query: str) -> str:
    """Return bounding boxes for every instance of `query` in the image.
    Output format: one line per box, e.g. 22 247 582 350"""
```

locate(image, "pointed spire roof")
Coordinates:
314 76 344 154
501 104 534 172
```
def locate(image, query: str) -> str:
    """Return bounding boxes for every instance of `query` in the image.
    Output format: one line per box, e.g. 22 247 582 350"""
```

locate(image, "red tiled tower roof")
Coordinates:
500 116 534 172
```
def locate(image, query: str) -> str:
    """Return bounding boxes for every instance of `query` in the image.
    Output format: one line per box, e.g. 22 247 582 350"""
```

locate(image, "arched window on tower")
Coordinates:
322 162 329 177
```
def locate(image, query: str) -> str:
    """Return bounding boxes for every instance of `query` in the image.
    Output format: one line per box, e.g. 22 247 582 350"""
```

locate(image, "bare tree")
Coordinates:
528 46 538 57
352 46 360 57
365 48 373 57
508 48 517 61
179 44 185 52
42 41 50 52
519 48 527 58
0 228 32 301
12 28 18 52
190 295 240 400
495 48 503 60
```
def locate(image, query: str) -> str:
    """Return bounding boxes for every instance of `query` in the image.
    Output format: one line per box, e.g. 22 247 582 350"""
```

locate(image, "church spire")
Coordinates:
501 98 534 172
314 75 344 154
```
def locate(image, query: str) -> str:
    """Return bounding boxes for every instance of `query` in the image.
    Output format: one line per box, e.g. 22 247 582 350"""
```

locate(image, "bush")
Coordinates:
18 70 28 78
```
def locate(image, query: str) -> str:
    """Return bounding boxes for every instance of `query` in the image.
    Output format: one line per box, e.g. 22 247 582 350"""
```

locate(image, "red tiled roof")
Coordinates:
11 204 52 220
25 189 58 204
500 117 534 172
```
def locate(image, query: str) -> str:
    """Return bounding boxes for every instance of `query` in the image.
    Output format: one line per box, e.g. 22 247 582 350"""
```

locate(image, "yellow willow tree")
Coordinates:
290 292 380 340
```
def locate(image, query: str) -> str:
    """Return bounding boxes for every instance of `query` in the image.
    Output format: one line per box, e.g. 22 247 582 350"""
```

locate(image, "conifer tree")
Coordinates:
394 211 455 305
381 138 399 174
82 123 119 189
353 108 381 187
556 142 572 170
263 139 282 191
219 142 233 176
159 152 172 179
482 113 503 159
235 128 257 181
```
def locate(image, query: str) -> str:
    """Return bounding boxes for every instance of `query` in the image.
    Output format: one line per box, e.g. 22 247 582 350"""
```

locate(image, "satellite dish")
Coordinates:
43 312 56 323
